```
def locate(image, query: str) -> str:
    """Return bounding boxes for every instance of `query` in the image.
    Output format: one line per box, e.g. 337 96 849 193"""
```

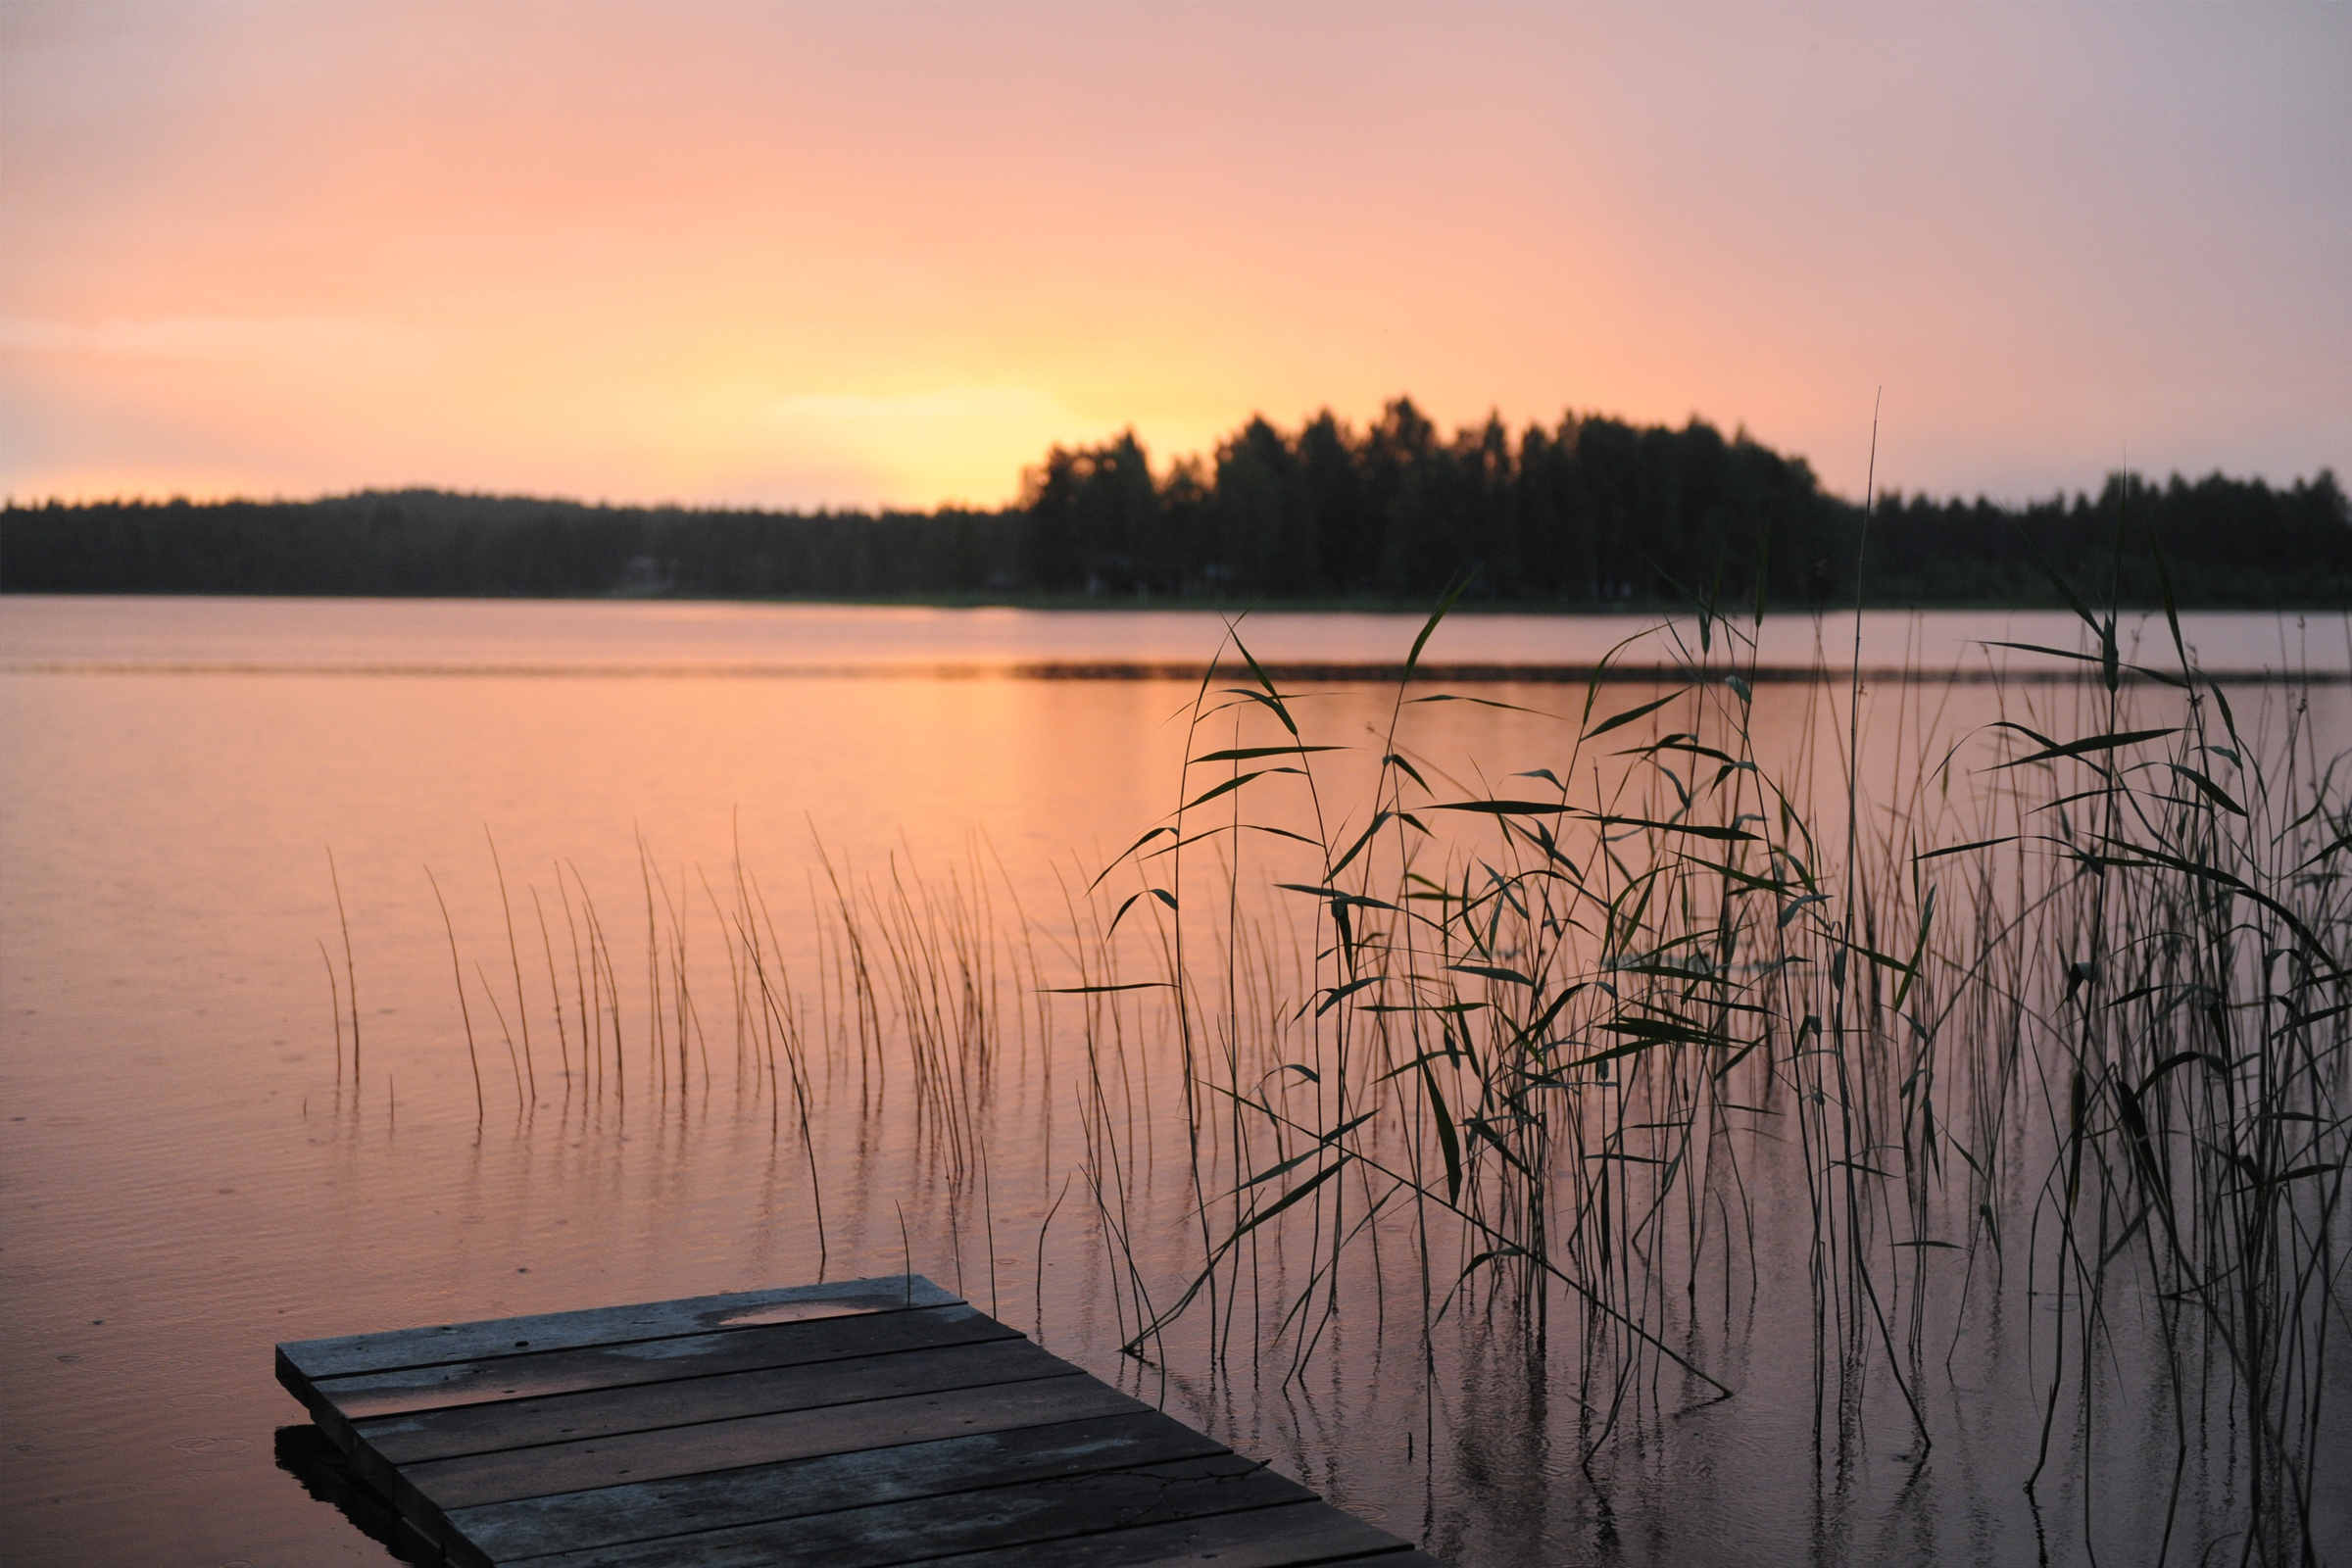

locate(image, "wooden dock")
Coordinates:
276 1275 1445 1568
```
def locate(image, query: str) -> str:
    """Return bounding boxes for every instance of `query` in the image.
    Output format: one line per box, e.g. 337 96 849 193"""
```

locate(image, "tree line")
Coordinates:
5 399 2345 608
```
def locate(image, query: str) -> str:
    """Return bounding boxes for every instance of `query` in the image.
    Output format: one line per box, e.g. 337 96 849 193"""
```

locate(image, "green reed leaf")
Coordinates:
1227 1158 1346 1241
1917 836 2015 862
1325 812 1393 881
1189 744 1346 765
1181 770 1278 811
1447 962 1537 988
1588 814 1760 842
1404 575 1472 682
1086 825 1173 894
1409 693 1553 714
1275 883 1400 910
1429 799 1569 816
1314 975 1383 1016
1994 725 2179 770
1383 753 1431 792
2019 529 2103 640
1583 688 1689 743
2170 763 2247 817
1421 1062 1463 1204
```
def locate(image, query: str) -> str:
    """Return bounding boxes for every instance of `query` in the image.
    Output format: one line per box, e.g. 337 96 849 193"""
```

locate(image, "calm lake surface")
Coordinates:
4 595 2347 1567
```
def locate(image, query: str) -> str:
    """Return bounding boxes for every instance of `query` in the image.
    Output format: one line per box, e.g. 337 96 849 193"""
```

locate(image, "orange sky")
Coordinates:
2 2 2345 510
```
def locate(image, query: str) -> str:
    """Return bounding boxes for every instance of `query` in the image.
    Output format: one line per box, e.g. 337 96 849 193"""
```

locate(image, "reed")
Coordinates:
327 845 360 1085
1062 545 2346 1562
318 938 343 1087
485 827 536 1103
423 863 485 1123
372 563 2343 1562
471 958 526 1113
530 884 570 1086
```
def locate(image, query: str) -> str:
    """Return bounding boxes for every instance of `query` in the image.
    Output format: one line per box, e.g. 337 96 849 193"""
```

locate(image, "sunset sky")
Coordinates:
3 1 2345 512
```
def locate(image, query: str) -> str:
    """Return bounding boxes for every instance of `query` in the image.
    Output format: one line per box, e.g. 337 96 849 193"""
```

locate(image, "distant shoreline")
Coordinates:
8 415 2345 611
9 586 2352 614
8 656 2338 685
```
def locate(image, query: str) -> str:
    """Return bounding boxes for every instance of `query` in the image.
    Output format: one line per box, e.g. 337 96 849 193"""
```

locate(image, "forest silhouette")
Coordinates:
7 399 2345 607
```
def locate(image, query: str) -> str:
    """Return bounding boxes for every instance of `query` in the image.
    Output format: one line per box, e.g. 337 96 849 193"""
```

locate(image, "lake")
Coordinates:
4 595 2347 1566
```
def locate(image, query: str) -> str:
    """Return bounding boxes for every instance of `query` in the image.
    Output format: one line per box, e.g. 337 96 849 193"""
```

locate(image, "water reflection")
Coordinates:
273 1426 434 1566
3 597 2347 1565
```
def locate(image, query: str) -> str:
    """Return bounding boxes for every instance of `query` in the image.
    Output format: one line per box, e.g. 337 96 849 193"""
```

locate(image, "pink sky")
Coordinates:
3 1 2345 510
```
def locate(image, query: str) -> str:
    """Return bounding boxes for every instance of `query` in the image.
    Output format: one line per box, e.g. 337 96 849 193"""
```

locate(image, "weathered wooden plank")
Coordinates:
281 1275 956 1381
313 1301 1014 1421
447 1410 1226 1562
362 1338 1073 1464
508 1453 1312 1568
402 1373 1147 1510
907 1498 1410 1568
278 1280 1446 1568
